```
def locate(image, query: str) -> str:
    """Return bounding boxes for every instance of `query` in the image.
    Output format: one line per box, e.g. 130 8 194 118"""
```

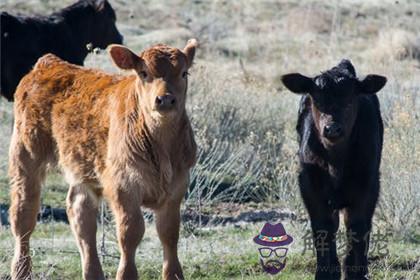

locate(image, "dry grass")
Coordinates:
372 29 420 61
0 0 419 279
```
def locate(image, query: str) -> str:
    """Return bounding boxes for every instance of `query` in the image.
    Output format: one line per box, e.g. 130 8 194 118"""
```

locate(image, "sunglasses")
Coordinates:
258 247 288 258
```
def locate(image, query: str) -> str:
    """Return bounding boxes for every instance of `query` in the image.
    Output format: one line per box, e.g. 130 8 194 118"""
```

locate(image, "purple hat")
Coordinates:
253 222 293 247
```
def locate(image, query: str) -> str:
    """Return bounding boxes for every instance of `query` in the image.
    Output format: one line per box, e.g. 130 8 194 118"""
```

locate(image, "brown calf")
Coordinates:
9 39 198 280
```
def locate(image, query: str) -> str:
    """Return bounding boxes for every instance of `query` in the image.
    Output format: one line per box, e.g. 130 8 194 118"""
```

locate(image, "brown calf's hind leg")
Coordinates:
66 184 104 280
9 142 47 280
106 187 144 280
156 199 184 280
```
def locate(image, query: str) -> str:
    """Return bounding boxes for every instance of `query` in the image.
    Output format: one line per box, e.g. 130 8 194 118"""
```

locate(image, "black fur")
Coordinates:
284 60 385 280
0 0 123 101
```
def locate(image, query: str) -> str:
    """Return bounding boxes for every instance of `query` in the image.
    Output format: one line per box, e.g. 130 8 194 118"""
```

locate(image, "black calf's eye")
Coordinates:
140 71 148 79
182 71 189 78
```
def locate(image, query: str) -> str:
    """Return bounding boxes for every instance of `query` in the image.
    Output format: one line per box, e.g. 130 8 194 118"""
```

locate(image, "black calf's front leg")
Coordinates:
343 208 374 280
300 170 341 280
311 210 341 280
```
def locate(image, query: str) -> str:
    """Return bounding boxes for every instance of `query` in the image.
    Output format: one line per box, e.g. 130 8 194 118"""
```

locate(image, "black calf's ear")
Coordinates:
281 73 314 94
93 0 106 11
358 75 387 94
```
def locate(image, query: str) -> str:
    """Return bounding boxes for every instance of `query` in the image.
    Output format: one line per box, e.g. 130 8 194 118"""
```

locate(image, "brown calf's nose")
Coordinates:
155 94 176 110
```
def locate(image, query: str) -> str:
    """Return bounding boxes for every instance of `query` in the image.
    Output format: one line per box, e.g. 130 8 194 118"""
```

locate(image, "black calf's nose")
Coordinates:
324 124 343 139
155 95 176 110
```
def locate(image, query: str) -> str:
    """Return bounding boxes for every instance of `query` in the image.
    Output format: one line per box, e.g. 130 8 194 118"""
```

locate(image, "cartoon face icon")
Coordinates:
258 246 288 274
253 223 293 275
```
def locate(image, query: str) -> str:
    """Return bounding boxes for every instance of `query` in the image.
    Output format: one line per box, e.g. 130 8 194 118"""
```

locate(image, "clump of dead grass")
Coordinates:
283 6 333 35
372 29 420 61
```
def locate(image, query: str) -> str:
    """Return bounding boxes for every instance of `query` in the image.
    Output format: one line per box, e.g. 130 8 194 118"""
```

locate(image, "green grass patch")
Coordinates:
1 223 418 279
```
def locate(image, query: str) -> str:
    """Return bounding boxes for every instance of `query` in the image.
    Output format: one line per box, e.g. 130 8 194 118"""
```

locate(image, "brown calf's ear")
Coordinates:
358 75 387 94
183 38 198 68
108 44 141 70
281 73 314 94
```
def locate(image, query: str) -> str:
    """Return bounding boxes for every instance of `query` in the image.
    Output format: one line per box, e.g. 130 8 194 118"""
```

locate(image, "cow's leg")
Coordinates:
155 198 184 280
9 142 46 279
299 170 340 280
107 187 144 280
66 183 104 280
343 204 375 280
310 209 340 280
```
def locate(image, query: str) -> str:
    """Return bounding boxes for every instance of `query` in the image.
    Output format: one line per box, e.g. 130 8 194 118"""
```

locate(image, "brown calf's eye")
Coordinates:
140 71 148 79
182 71 189 78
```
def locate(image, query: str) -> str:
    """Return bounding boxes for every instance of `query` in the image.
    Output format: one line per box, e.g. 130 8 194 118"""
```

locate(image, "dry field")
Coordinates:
0 0 419 279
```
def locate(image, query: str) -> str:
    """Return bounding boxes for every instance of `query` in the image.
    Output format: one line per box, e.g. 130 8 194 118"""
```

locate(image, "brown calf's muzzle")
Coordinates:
155 94 176 112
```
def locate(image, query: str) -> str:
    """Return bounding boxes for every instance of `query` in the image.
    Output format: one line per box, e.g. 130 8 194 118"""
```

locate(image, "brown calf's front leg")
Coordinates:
66 184 104 280
9 143 47 280
155 199 184 280
106 187 145 280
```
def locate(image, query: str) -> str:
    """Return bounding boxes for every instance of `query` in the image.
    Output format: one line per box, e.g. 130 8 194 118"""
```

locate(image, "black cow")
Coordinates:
0 0 123 101
282 60 386 280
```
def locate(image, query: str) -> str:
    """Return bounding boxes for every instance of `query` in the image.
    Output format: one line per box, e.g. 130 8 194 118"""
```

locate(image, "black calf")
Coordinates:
282 60 386 280
0 0 123 101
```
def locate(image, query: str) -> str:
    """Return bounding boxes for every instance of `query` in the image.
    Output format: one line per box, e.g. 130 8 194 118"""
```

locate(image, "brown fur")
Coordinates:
9 39 198 280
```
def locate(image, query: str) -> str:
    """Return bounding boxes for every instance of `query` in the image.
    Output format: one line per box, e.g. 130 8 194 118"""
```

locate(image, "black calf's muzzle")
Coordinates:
323 123 343 140
117 34 124 44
